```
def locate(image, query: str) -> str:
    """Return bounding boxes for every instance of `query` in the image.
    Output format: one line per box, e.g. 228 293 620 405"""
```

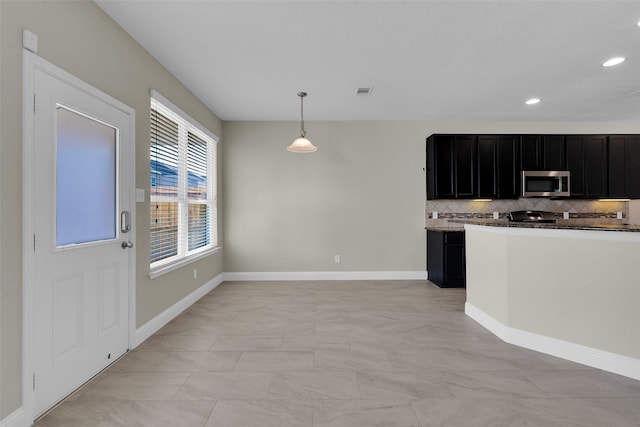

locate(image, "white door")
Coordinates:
32 67 133 416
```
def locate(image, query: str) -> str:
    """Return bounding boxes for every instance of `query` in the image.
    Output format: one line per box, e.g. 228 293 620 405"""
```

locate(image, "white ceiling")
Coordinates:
95 0 640 122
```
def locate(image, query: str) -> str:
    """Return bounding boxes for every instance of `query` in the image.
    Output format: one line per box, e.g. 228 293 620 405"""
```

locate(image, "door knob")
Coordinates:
121 241 134 249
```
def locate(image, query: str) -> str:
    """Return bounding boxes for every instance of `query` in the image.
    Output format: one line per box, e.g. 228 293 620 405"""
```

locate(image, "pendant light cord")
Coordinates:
299 92 306 137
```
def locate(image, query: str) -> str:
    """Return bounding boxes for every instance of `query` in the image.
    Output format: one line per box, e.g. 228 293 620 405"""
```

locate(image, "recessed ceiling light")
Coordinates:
602 57 626 67
525 98 540 105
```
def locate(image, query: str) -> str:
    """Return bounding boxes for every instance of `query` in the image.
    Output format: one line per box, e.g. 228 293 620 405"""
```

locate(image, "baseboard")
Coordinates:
465 302 640 381
0 408 24 427
133 273 224 347
222 271 428 281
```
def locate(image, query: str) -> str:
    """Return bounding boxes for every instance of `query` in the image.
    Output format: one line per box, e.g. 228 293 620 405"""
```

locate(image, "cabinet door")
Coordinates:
628 136 640 199
585 136 608 198
427 231 465 288
426 135 455 199
454 135 477 198
444 243 466 287
427 135 477 199
497 135 519 198
608 135 627 198
426 230 444 285
609 135 640 199
520 135 541 170
477 136 497 198
541 135 566 170
567 135 608 198
566 135 586 197
426 136 437 199
521 135 566 171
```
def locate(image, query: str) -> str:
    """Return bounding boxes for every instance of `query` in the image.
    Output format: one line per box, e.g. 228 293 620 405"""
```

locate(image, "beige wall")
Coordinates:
223 120 640 273
465 228 509 324
0 1 223 418
223 121 427 273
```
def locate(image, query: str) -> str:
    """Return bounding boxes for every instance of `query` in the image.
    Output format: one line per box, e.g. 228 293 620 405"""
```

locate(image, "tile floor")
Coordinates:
36 280 640 426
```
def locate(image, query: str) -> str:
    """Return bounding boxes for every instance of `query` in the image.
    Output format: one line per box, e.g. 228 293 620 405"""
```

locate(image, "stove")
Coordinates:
508 210 557 224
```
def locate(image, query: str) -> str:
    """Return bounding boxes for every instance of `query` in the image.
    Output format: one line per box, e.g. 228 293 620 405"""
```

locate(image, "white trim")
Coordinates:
149 246 221 279
22 49 136 425
465 302 640 381
464 302 511 342
222 271 428 281
133 273 225 347
0 408 24 427
150 89 219 143
149 94 219 272
22 48 37 427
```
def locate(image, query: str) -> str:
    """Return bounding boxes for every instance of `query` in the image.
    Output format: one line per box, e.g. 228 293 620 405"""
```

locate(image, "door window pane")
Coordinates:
56 107 117 246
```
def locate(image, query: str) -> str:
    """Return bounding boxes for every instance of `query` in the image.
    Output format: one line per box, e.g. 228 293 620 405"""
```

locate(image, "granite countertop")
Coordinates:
444 219 640 232
424 226 465 232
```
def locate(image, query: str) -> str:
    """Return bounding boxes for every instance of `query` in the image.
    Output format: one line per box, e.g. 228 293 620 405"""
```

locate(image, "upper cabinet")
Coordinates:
478 135 519 199
608 135 640 199
520 135 566 171
427 133 640 200
427 134 518 200
427 135 477 199
566 135 608 199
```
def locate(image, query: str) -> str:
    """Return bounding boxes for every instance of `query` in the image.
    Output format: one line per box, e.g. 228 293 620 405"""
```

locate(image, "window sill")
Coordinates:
149 246 221 279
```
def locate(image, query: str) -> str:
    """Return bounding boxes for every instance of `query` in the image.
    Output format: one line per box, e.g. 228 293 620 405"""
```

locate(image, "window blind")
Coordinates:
150 95 217 269
187 131 210 251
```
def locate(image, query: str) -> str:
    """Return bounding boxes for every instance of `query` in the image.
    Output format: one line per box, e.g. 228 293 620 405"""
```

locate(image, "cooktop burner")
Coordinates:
508 210 557 223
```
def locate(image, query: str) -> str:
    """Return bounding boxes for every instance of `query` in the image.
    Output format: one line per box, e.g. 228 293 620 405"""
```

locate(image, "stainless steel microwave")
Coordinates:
521 171 570 197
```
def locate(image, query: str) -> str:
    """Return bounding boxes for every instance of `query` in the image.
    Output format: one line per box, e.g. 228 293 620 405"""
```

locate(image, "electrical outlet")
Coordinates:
334 255 341 264
617 212 623 219
563 212 570 220
493 212 499 219
432 211 438 219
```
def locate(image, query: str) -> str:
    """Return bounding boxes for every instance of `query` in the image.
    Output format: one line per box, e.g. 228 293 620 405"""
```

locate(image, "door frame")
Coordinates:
22 49 136 424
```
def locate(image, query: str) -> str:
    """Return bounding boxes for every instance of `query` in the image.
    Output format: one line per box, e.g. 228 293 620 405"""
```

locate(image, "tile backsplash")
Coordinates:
425 199 628 228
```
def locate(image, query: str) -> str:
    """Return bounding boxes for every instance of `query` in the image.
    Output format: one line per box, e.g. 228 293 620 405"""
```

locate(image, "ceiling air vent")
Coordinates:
356 87 373 96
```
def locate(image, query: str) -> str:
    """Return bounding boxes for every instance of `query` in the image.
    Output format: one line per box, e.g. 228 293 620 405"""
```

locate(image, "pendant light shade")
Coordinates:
287 91 317 153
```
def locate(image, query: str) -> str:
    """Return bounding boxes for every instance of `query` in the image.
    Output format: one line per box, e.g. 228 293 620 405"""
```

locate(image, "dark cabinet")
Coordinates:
520 135 566 171
427 135 477 199
566 136 586 197
609 135 640 199
427 230 465 288
427 134 516 200
477 135 519 199
455 136 477 197
566 135 608 198
609 136 627 198
628 136 640 199
427 133 640 200
477 136 497 198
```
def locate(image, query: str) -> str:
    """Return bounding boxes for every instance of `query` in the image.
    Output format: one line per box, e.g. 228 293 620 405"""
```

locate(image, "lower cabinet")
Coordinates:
427 230 466 288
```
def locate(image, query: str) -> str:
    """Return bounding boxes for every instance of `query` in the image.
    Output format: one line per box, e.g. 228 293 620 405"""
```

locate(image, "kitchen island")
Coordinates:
460 221 640 380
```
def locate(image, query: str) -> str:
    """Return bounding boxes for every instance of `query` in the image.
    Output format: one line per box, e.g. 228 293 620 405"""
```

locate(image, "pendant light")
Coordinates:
287 91 317 153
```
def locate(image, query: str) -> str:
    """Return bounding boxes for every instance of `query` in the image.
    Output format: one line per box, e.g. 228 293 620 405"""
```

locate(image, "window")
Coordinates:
149 91 218 277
